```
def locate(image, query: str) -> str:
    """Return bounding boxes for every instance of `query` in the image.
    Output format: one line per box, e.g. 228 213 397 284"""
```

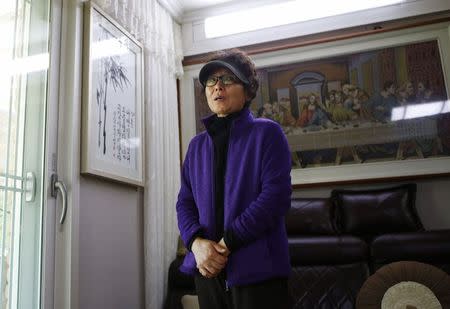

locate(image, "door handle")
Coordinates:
25 172 36 202
50 174 68 224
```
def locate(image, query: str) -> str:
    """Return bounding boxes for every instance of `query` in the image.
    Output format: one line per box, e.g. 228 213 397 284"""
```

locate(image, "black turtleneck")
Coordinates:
186 109 245 253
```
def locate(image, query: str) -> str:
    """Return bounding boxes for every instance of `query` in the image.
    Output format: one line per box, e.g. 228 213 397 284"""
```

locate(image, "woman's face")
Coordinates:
205 68 247 117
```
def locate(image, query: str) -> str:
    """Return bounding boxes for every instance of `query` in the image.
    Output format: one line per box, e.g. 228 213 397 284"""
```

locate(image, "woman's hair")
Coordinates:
206 49 259 107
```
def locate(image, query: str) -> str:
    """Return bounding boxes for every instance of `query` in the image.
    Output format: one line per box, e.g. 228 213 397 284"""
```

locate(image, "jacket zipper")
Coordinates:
210 137 216 240
223 121 233 229
223 121 234 285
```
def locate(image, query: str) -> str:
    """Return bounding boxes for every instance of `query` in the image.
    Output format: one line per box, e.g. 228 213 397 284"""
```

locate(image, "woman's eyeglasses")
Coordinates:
205 74 239 87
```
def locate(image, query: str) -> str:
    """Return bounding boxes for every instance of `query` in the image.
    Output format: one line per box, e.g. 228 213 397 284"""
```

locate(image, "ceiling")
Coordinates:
180 0 234 11
162 0 286 21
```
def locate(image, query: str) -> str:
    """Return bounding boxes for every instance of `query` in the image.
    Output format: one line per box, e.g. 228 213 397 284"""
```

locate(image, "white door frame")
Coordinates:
41 0 81 308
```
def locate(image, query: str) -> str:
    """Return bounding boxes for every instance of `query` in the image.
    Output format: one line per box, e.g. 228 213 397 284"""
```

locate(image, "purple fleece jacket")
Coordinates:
176 108 292 286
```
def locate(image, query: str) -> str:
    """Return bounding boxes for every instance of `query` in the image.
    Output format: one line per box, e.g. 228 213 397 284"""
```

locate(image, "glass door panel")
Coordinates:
0 0 51 308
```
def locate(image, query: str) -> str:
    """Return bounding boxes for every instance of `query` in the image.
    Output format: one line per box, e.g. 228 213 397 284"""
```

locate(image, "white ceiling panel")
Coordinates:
181 0 234 11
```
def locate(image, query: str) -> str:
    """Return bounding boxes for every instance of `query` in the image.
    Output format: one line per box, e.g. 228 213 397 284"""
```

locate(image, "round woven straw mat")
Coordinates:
356 261 450 309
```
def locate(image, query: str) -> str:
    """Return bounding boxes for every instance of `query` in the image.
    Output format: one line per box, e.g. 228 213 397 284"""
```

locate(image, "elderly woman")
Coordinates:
176 49 292 309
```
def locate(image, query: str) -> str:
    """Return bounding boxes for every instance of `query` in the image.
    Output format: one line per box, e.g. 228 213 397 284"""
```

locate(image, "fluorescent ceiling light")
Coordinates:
205 0 405 38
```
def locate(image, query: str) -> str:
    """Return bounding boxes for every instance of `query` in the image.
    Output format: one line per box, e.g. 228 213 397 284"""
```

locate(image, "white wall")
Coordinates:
79 176 144 309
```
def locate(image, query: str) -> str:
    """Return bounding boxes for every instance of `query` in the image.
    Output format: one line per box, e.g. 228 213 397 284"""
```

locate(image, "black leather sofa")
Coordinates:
165 183 450 309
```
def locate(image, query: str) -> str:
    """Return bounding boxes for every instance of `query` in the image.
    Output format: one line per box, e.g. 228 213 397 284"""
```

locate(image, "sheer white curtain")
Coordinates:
93 1 183 308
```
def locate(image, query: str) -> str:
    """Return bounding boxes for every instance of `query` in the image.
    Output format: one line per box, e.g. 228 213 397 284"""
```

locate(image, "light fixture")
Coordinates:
205 0 405 39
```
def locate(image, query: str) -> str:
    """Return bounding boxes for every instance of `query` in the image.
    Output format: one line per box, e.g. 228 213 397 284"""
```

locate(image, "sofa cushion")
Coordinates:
371 230 450 265
286 198 337 235
331 184 422 237
289 236 368 265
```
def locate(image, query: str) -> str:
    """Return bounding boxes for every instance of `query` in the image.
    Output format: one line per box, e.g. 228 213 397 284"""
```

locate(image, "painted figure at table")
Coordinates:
325 90 336 112
342 84 353 102
297 96 312 127
343 84 356 110
356 89 371 120
416 81 435 103
298 93 330 128
348 86 362 116
272 102 284 124
330 90 356 123
261 102 274 119
397 85 409 106
279 99 296 126
369 81 398 122
403 81 416 103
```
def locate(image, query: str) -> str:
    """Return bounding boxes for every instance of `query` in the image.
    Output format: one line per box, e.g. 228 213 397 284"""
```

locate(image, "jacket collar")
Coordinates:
202 107 253 132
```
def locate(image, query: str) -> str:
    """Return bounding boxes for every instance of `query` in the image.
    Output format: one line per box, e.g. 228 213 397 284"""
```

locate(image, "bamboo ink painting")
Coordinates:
93 17 134 164
82 2 144 186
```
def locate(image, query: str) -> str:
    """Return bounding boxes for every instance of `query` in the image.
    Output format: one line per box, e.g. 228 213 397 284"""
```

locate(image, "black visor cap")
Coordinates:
199 60 250 87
